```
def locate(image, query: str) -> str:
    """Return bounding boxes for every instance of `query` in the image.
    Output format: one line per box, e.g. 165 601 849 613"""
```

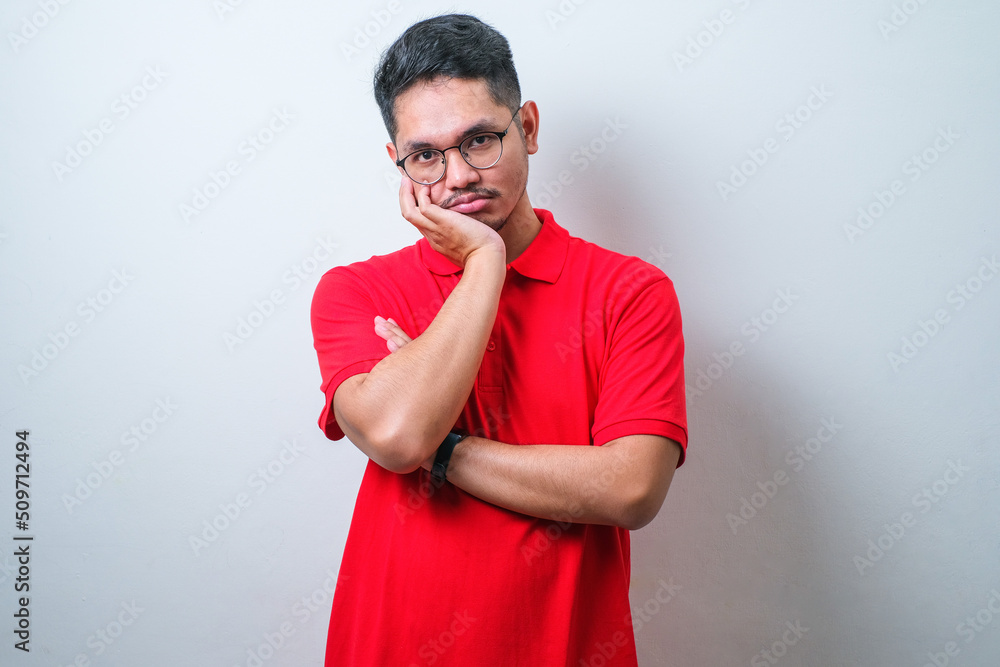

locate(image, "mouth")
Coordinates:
443 193 492 214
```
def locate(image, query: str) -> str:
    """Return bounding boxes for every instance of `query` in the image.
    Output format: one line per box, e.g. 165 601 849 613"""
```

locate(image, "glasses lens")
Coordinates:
460 133 503 169
404 150 445 184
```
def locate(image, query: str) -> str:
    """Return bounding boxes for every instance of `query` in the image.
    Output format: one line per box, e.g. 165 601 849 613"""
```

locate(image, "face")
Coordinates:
387 77 538 232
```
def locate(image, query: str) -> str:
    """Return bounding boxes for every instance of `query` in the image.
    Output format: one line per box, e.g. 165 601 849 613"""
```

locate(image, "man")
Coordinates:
310 13 687 666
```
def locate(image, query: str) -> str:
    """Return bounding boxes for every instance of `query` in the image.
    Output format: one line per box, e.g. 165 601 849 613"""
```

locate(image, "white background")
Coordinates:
2 1 998 666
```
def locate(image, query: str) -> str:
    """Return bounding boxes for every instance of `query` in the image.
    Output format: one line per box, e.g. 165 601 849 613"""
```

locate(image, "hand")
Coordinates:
398 176 506 268
374 316 412 353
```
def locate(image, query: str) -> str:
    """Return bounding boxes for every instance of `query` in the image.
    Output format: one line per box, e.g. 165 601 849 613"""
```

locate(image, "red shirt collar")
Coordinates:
417 208 568 284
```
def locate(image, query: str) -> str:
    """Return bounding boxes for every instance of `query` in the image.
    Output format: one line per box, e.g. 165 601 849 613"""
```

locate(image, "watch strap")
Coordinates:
430 431 465 484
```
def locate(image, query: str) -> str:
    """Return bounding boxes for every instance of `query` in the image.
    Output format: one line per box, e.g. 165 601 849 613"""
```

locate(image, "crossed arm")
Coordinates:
331 180 682 531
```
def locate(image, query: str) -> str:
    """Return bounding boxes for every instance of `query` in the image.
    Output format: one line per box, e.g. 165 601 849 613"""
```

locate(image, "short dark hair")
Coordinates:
374 14 521 141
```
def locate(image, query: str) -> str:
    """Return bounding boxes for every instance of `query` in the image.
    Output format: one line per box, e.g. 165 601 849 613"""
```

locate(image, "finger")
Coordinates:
398 176 426 225
398 176 414 214
385 331 410 352
415 182 438 214
374 317 394 340
384 319 412 344
374 316 412 347
413 185 468 230
379 318 407 339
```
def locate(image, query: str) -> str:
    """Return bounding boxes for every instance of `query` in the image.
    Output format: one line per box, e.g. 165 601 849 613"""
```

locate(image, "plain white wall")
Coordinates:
2 1 998 665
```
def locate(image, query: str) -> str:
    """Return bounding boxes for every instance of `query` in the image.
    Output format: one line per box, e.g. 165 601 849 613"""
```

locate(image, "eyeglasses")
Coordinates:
395 107 521 185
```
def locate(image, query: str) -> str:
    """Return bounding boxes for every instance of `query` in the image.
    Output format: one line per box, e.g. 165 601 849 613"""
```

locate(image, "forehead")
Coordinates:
394 77 508 150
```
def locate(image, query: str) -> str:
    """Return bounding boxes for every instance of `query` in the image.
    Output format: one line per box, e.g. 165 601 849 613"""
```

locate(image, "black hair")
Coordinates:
374 13 521 141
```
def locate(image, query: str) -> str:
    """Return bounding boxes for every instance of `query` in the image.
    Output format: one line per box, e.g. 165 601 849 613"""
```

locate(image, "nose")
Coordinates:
441 146 481 190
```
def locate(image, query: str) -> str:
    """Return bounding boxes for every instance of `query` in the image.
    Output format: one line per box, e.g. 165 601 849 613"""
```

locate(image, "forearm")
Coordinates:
443 435 681 530
337 251 505 470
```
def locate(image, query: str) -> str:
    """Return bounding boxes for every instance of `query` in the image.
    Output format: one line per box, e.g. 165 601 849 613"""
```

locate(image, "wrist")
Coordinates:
444 434 471 481
464 245 506 273
462 253 506 292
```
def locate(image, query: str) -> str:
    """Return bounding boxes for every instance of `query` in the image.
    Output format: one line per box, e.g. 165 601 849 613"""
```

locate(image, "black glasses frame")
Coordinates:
395 107 522 185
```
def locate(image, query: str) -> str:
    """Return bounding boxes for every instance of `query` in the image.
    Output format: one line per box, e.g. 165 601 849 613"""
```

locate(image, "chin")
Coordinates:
465 208 507 232
477 215 508 232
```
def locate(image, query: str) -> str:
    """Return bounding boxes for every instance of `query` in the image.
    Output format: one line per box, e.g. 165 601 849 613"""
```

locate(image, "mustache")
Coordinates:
440 187 502 209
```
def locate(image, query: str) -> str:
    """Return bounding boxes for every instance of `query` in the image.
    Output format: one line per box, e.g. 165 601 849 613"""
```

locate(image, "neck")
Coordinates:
498 195 541 264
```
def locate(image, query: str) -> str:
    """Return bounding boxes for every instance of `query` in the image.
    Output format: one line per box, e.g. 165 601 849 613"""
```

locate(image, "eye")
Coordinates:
411 150 440 164
465 134 496 150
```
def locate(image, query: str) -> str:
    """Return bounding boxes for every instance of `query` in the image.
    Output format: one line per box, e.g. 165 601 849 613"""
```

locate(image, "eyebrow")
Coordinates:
400 119 501 154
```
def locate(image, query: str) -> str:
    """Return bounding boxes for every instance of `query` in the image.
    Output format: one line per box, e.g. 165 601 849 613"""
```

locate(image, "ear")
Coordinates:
519 101 540 155
386 141 399 164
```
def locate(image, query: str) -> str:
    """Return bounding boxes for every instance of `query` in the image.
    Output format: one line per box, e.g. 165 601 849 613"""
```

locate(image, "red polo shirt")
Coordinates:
311 209 686 666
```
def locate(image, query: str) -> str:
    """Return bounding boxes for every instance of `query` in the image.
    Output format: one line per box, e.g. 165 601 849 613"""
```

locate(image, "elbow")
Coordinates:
337 391 439 473
372 445 429 475
619 504 659 531
606 441 679 530
362 421 440 475
371 451 425 475
616 484 667 531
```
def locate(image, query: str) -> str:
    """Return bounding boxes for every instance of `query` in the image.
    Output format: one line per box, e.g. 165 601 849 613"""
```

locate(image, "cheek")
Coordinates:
501 155 529 191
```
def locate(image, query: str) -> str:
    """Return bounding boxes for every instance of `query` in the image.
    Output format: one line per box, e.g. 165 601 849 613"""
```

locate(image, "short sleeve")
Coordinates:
591 273 688 465
310 266 390 440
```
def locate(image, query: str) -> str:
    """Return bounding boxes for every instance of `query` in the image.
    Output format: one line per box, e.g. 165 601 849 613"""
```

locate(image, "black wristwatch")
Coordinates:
430 432 465 485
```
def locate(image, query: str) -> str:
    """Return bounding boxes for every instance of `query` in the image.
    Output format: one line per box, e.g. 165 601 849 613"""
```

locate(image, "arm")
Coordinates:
443 434 683 531
332 179 506 474
376 320 684 530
